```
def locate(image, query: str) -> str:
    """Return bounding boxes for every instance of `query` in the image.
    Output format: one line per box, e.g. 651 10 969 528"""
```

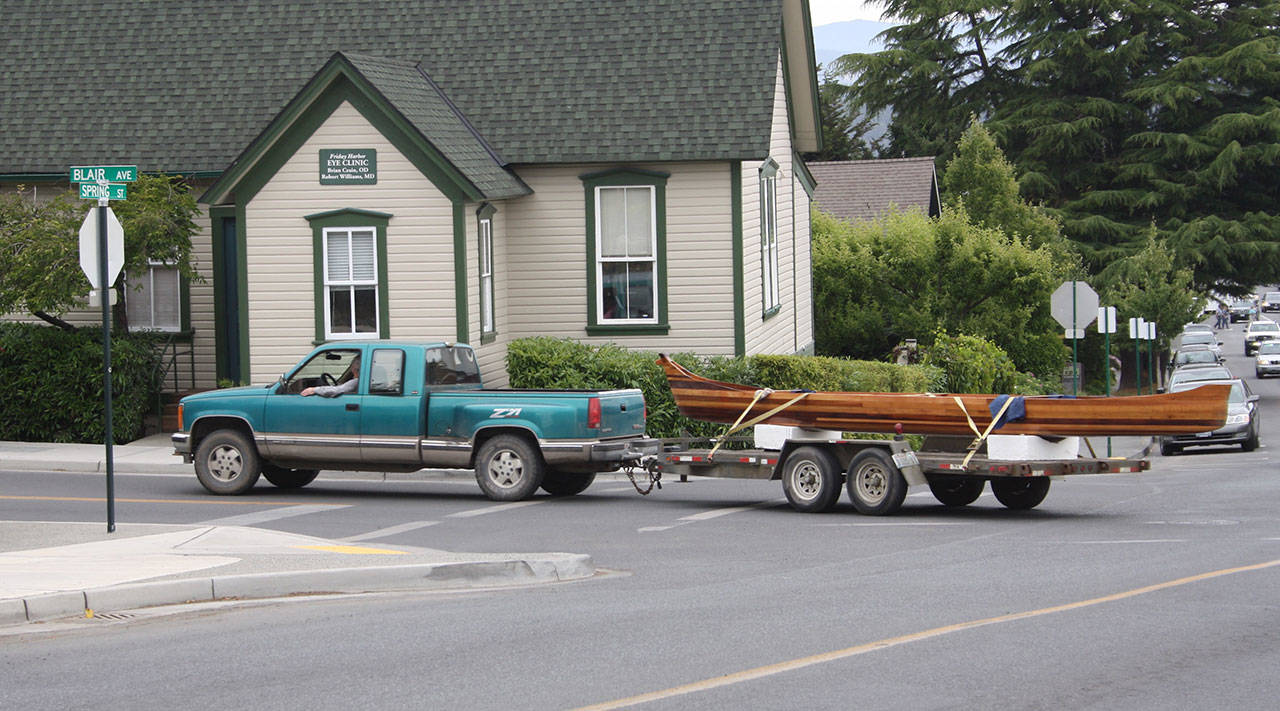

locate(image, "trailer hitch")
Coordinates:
623 457 663 495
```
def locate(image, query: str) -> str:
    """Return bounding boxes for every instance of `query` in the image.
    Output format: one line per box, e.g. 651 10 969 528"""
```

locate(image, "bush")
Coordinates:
506 337 942 439
0 323 160 443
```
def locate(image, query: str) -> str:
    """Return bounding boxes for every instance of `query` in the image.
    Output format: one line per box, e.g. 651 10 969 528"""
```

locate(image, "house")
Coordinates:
808 157 940 223
1 1 821 389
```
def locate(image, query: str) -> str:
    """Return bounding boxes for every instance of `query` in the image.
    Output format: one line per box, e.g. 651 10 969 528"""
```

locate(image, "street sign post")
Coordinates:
71 165 135 534
1052 281 1098 396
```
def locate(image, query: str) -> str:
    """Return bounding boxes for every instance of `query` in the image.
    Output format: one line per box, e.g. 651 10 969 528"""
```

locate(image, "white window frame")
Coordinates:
126 261 182 332
761 169 780 313
322 226 380 340
479 216 494 336
594 185 659 324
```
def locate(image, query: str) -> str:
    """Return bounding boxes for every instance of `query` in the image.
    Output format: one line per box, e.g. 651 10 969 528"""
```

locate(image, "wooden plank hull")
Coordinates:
658 355 1229 437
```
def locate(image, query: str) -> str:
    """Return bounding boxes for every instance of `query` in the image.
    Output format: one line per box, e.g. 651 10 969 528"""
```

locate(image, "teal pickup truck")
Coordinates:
172 341 659 500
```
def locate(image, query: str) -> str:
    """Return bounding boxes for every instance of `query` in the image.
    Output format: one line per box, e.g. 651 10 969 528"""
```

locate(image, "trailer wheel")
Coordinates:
991 477 1050 510
540 470 596 496
475 434 545 501
262 465 319 489
194 429 261 495
781 446 843 513
846 449 907 515
928 475 984 507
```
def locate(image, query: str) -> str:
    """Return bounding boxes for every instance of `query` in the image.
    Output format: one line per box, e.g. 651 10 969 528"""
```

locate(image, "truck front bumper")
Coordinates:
172 432 193 462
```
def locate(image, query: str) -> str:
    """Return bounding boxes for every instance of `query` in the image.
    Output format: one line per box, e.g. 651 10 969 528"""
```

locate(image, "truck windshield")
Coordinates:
426 347 481 385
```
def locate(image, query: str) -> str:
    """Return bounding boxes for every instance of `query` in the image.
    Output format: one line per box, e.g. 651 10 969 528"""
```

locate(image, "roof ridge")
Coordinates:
412 62 511 169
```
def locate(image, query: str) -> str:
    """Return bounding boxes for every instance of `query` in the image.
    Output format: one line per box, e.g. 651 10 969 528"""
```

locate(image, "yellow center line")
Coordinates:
297 544 409 556
0 495 347 507
575 558 1280 711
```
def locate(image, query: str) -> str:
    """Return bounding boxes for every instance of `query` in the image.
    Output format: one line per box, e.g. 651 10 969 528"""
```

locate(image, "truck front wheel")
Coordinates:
194 429 262 495
846 449 907 515
475 434 545 501
781 446 842 512
991 477 1050 510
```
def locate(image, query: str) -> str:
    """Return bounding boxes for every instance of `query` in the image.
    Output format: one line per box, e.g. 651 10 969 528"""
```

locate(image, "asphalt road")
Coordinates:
2 321 1277 710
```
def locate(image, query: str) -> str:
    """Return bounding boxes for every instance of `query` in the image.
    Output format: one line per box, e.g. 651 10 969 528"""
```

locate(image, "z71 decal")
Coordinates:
490 408 523 419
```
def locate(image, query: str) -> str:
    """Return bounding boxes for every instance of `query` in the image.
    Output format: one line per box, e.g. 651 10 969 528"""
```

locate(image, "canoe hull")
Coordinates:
658 355 1229 437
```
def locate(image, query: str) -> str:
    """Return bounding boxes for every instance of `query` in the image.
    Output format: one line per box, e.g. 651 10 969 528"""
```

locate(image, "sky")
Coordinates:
807 0 889 25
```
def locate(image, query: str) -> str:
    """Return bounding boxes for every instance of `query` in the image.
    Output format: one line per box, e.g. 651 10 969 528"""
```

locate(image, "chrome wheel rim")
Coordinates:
854 461 888 504
789 460 823 501
486 449 525 490
207 444 243 482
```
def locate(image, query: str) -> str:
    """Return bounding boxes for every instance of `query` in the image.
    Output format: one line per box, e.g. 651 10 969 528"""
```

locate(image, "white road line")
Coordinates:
447 500 545 518
1068 539 1188 544
198 504 350 526
812 522 972 527
640 499 787 532
338 520 439 542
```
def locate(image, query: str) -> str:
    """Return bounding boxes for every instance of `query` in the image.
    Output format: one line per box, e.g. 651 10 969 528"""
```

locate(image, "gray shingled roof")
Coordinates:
809 157 941 223
2 1 784 176
341 53 528 199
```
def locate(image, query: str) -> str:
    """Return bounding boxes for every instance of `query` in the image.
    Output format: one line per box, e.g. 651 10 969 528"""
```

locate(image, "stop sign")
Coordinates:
1051 280 1098 330
79 207 125 290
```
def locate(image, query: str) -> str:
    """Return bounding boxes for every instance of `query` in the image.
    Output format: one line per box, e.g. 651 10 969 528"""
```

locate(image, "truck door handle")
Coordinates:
345 403 359 412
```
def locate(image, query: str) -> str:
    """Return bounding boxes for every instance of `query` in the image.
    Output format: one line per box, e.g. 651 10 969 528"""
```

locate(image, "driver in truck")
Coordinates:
301 354 360 397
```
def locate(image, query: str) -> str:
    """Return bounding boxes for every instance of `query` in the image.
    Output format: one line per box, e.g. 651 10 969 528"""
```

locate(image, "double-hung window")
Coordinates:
479 212 495 338
760 160 780 315
324 227 379 338
597 186 657 323
126 262 181 332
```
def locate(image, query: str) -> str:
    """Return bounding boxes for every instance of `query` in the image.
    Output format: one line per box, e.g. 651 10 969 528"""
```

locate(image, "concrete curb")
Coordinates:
6 554 594 625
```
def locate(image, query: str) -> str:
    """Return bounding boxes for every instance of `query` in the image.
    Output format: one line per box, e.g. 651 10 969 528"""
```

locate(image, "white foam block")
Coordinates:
754 424 843 450
987 434 1080 461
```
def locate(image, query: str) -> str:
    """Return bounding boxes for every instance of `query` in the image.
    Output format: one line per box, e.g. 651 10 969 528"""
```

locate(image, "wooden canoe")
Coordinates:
657 354 1230 437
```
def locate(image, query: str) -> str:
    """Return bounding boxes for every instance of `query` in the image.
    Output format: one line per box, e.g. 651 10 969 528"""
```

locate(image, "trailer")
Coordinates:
652 431 1149 515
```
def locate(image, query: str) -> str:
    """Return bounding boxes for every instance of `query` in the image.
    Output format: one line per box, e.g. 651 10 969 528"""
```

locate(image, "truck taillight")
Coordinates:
588 397 601 429
177 403 184 432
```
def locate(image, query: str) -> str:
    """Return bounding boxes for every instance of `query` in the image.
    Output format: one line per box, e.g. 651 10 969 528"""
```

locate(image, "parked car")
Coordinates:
1164 363 1233 392
1229 300 1254 322
1159 379 1259 455
1256 341 1280 378
1243 318 1280 355
1182 323 1214 335
1168 345 1221 370
1264 292 1280 312
1175 330 1224 360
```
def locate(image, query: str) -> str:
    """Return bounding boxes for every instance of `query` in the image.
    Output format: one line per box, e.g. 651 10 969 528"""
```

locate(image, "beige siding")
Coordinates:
502 162 736 355
744 54 811 356
244 101 455 383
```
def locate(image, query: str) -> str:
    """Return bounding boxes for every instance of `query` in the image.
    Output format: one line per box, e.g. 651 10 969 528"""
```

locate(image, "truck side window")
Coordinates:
282 349 360 394
369 349 405 395
425 347 482 385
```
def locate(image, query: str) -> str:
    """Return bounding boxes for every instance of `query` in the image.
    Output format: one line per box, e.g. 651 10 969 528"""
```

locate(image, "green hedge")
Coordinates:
0 323 160 444
506 337 942 440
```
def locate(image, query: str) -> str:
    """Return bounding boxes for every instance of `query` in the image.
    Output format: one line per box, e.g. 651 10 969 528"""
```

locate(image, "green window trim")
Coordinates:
477 203 497 344
305 208 392 342
580 167 670 336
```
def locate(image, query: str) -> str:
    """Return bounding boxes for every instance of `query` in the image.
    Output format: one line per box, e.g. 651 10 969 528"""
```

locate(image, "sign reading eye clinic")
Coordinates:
320 149 377 184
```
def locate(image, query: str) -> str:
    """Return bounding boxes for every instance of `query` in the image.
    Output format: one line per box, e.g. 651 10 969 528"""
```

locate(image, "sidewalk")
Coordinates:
0 436 596 627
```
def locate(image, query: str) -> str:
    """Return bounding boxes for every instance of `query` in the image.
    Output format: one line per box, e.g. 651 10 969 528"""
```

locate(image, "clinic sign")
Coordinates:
320 149 377 184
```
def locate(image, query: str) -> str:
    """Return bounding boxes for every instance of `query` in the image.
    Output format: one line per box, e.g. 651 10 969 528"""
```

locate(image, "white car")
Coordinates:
1176 330 1223 361
1256 341 1280 378
1243 318 1280 355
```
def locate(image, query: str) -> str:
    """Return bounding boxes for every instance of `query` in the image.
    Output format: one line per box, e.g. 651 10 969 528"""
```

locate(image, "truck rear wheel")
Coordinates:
541 470 596 496
991 477 1050 510
846 449 907 515
194 429 261 495
475 434 545 501
928 475 985 507
781 446 842 512
262 465 319 489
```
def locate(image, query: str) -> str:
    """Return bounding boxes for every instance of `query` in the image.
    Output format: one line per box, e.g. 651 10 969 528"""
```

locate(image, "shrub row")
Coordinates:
0 323 160 444
506 337 944 440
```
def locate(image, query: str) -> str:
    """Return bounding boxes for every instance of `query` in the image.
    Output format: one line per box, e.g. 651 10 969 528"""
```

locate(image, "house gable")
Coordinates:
204 52 527 208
